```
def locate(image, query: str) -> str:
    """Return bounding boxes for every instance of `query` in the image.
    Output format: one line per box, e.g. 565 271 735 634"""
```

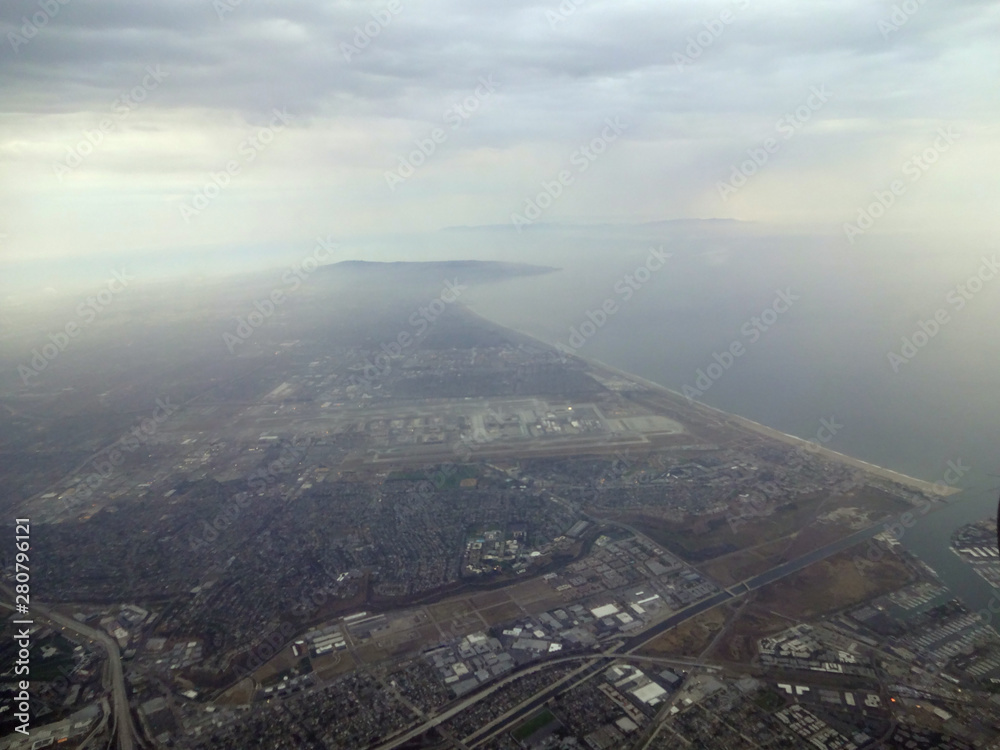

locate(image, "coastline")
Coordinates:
458 303 960 500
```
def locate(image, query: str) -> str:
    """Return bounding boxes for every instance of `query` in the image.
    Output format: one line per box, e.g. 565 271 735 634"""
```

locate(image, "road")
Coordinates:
0 583 138 750
0 481 911 750
372 515 908 748
368 656 605 750
625 519 895 653
460 656 608 748
622 591 734 653
743 522 890 591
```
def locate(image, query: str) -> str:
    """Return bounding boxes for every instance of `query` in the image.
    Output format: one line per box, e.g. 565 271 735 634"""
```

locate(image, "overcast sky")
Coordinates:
1 0 998 278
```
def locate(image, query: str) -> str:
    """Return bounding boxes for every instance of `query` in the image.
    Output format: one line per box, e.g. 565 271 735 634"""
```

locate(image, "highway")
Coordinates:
0 583 138 750
0 514 898 750
0 485 902 750
623 591 734 653
373 516 902 748
368 656 605 750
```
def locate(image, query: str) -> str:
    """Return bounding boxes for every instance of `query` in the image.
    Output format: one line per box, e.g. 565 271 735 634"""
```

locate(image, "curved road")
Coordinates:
372 517 904 749
0 583 137 750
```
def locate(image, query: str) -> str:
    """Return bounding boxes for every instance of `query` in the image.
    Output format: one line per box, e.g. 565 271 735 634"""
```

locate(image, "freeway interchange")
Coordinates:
0 581 139 750
370 516 899 750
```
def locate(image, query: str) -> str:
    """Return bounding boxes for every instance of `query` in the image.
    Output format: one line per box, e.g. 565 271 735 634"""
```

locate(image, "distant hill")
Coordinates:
320 260 559 284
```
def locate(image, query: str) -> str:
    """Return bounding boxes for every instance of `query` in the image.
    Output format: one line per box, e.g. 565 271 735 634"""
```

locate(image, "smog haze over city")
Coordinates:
1 2 1000 749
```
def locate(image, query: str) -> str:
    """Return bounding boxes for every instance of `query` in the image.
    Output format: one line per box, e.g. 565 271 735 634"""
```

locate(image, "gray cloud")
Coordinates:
0 0 997 274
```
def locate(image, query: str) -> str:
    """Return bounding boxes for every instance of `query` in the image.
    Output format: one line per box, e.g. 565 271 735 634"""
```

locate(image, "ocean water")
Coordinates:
463 236 1000 616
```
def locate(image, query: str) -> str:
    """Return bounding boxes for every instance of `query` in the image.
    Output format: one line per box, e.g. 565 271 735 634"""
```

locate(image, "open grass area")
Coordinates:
512 708 558 741
429 598 475 621
753 544 913 621
215 677 256 706
706 542 915 666
639 605 729 658
479 601 524 625
702 537 796 587
613 484 913 566
312 650 359 679
470 589 513 609
753 689 786 712
612 496 833 563
386 464 479 488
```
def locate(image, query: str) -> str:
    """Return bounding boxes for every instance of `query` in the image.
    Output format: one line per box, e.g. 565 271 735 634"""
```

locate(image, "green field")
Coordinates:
512 708 558 741
387 464 479 488
753 689 785 712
